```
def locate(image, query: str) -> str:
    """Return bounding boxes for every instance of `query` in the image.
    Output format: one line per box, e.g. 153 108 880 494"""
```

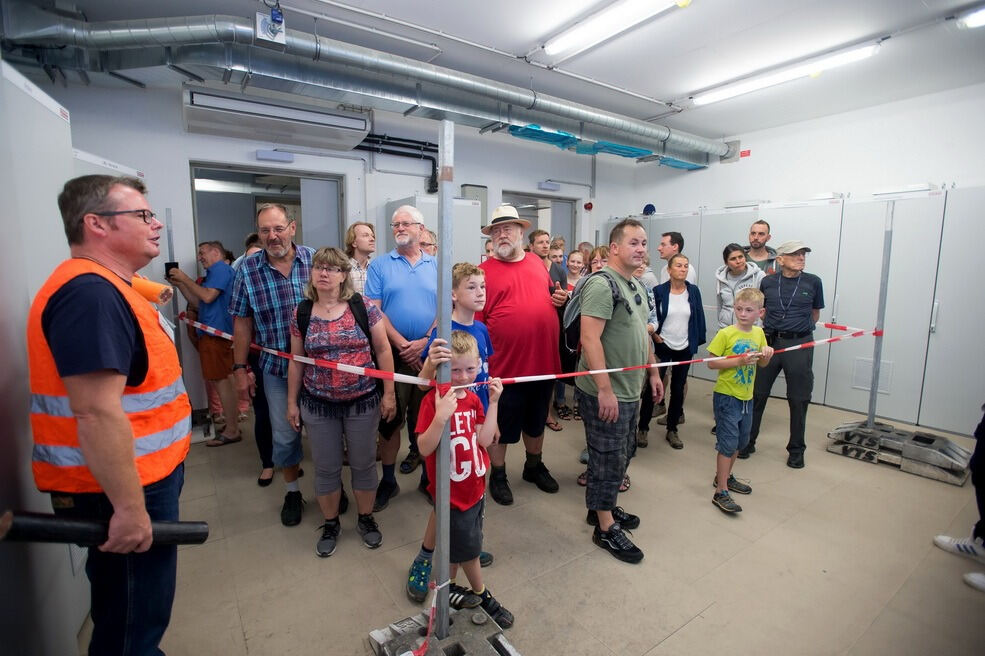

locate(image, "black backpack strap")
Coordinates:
347 293 376 365
597 271 633 315
296 299 314 353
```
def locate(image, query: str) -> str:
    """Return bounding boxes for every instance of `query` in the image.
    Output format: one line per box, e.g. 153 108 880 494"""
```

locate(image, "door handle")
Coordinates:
929 300 940 333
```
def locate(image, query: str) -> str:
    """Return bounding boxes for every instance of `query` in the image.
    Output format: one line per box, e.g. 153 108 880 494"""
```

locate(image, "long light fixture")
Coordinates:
958 6 985 28
692 43 880 106
543 0 689 59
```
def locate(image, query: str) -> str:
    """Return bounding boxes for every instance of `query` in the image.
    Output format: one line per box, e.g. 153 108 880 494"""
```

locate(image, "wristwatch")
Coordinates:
232 363 248 371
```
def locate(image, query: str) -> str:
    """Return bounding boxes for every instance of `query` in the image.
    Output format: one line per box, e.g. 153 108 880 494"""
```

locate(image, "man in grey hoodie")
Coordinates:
744 220 777 275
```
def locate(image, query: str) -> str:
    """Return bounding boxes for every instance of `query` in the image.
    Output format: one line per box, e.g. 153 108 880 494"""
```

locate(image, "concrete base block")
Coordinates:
826 422 970 486
369 608 520 656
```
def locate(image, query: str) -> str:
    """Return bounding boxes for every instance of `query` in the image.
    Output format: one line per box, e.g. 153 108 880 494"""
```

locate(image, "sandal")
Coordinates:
546 419 563 432
556 404 573 420
206 433 242 447
577 470 588 486
573 406 582 421
619 474 631 493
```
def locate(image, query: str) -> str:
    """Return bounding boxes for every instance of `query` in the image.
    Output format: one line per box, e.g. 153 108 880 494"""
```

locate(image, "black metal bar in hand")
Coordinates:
0 510 210 546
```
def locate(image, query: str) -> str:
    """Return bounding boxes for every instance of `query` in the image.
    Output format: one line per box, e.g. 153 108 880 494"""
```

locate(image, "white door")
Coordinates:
824 192 945 423
918 187 985 436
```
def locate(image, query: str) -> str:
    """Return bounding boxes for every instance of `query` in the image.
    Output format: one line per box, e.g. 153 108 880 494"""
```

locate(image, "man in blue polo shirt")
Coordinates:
364 204 437 510
169 240 240 446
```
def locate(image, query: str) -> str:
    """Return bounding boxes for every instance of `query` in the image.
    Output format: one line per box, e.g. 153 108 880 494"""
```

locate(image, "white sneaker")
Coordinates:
963 572 985 592
933 534 985 566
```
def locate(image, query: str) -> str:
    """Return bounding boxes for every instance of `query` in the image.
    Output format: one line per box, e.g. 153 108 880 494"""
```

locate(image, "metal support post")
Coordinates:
164 208 182 362
434 119 455 639
866 201 894 428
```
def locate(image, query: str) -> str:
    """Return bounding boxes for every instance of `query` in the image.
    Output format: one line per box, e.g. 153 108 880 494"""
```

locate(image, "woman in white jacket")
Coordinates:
715 243 766 329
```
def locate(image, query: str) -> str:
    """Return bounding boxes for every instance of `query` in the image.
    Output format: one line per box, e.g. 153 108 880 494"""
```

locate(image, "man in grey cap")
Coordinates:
742 240 824 468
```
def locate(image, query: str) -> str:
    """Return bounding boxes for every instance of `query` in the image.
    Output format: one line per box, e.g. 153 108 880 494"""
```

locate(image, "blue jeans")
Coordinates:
263 371 304 467
51 464 184 656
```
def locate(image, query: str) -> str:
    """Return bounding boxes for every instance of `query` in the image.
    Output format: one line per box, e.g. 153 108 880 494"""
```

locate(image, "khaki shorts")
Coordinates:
198 334 234 380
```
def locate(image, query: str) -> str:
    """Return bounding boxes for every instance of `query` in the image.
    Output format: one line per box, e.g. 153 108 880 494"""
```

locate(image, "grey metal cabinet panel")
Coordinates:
918 187 985 436
824 192 945 423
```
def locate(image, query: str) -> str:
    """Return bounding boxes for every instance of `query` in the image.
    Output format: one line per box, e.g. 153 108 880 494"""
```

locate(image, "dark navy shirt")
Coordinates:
760 272 824 334
41 274 148 387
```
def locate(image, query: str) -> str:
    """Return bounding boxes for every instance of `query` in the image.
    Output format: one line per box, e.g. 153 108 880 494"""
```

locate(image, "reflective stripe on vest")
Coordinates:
32 413 192 467
30 378 188 418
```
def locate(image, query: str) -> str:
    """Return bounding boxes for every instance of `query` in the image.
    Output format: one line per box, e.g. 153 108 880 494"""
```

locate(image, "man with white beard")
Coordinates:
478 205 569 505
364 205 438 510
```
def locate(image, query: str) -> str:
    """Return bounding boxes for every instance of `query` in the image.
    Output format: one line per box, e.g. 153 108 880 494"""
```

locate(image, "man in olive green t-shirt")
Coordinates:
576 218 663 564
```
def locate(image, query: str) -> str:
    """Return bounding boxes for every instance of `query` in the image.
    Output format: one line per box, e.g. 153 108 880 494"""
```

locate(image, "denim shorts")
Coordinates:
713 392 753 456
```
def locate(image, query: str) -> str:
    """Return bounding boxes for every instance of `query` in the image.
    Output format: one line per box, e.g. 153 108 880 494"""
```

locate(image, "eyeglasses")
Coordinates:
313 265 344 274
391 221 418 229
419 242 435 248
258 225 290 236
94 209 156 224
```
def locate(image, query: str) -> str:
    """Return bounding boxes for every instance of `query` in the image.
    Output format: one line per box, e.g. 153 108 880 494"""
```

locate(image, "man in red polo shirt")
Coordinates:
478 205 569 505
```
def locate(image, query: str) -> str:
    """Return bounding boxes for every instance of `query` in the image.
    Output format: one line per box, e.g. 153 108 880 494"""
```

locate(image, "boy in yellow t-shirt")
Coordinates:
706 288 774 513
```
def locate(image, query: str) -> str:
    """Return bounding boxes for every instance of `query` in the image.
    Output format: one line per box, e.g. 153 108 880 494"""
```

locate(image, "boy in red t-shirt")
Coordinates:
413 331 513 628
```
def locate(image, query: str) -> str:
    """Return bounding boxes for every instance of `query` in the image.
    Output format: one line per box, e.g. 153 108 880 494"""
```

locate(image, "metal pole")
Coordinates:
866 200 894 428
434 119 455 639
165 207 182 362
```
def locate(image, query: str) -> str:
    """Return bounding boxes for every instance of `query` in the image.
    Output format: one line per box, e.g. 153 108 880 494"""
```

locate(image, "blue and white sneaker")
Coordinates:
933 534 985 566
406 558 432 603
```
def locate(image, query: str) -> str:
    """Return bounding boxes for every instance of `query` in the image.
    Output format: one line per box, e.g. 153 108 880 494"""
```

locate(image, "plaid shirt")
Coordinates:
348 256 369 294
229 245 314 377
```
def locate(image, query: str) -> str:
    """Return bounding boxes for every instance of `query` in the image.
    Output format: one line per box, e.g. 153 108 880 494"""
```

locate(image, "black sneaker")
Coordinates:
712 474 752 495
586 506 640 530
489 470 513 505
787 453 805 469
448 583 482 609
373 479 400 512
737 444 755 459
357 513 383 549
479 551 494 568
281 490 305 526
315 519 340 557
340 488 349 515
400 449 422 474
592 523 644 564
713 490 742 513
522 461 559 493
478 588 515 629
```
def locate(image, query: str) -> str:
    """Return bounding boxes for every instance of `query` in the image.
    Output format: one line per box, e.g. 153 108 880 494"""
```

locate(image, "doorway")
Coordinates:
501 191 576 252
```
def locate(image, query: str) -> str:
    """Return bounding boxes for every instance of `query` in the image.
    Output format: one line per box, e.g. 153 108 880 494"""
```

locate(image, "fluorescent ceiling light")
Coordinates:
543 0 685 58
958 7 985 28
692 44 879 106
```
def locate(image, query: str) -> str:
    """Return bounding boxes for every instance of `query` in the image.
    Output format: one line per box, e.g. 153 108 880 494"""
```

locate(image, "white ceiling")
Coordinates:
12 0 985 139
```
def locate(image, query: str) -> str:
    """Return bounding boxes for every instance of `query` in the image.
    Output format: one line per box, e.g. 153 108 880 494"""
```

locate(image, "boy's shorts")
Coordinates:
449 496 484 564
713 392 753 456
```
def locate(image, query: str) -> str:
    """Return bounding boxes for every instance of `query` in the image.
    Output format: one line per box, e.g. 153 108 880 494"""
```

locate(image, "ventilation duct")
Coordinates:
1 2 733 163
182 85 369 150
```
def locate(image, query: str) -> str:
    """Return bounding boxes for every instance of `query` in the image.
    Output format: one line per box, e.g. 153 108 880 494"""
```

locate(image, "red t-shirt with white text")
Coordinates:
416 386 489 511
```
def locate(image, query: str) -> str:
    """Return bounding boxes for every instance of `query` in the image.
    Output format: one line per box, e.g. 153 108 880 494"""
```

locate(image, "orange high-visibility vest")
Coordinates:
27 258 191 493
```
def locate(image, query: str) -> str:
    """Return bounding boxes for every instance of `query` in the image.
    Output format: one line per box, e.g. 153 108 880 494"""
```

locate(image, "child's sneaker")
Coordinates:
712 474 752 495
478 588 515 628
479 551 494 567
406 558 432 603
592 523 644 563
963 572 985 593
712 490 742 513
933 534 985 565
448 583 482 609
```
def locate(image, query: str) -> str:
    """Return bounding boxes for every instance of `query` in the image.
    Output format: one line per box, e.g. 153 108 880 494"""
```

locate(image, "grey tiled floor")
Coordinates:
85 378 985 655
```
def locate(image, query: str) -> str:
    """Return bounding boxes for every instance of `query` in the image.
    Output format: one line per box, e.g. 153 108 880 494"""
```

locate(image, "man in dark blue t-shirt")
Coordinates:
743 240 824 468
169 241 240 445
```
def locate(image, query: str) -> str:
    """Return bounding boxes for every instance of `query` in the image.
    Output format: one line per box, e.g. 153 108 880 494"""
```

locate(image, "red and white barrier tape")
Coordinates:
178 313 882 388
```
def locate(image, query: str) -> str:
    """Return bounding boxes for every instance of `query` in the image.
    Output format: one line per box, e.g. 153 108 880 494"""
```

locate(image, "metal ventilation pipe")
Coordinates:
3 3 732 159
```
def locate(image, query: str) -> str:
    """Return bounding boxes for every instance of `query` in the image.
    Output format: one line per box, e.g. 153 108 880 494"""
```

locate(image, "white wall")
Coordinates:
634 81 985 210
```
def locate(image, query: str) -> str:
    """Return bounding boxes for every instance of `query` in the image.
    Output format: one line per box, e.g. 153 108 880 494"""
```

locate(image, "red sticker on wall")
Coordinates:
740 149 751 158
